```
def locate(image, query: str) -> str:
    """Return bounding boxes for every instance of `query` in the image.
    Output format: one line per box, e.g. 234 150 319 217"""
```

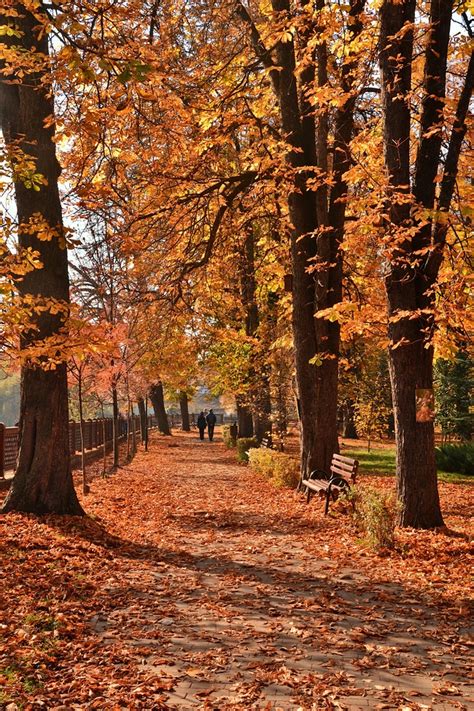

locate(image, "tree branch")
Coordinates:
234 1 280 96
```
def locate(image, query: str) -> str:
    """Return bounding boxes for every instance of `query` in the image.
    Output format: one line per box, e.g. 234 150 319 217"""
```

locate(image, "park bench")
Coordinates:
301 453 358 515
261 437 272 449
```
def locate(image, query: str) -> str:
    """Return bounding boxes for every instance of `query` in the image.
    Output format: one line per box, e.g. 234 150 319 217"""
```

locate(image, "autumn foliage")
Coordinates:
0 433 472 708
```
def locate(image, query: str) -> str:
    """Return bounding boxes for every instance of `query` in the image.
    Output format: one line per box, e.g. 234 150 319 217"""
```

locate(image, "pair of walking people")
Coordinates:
197 409 217 441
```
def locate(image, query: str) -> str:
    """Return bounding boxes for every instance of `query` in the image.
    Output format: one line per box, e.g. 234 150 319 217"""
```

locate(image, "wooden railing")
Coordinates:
0 415 158 478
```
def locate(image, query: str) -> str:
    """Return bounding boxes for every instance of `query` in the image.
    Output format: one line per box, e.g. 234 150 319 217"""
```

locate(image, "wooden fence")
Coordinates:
0 412 235 478
0 415 158 478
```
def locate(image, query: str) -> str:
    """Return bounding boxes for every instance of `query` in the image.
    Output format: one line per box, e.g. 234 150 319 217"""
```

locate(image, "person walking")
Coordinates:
206 409 217 441
197 412 207 440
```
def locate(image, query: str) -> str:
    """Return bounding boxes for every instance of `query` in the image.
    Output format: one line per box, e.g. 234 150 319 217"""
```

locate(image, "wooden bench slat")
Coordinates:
333 454 359 465
330 467 357 481
331 457 357 470
330 461 356 475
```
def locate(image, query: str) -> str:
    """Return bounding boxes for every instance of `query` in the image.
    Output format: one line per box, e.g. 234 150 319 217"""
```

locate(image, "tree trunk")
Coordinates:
253 374 272 444
389 342 441 526
101 413 107 476
78 370 88 495
150 382 171 435
274 370 288 451
236 396 254 438
239 225 272 444
144 397 149 451
0 3 82 514
342 400 358 439
137 397 147 443
179 391 191 431
235 0 365 476
378 0 464 527
112 384 119 468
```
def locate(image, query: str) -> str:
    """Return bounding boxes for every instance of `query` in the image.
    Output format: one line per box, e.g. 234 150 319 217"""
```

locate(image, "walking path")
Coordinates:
81 432 472 710
1 430 472 710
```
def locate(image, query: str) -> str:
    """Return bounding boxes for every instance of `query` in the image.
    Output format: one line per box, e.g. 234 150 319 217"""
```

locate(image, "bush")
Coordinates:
435 443 474 476
349 486 399 551
222 424 237 449
236 437 258 462
247 447 274 477
248 448 300 488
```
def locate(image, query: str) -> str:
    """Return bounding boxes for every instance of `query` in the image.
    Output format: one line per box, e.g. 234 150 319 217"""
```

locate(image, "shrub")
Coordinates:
236 437 258 462
222 424 237 449
247 447 274 478
350 486 399 551
435 443 474 476
248 448 300 488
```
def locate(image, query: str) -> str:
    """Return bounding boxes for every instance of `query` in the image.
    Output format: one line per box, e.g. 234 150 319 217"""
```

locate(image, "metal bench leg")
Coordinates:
324 484 332 515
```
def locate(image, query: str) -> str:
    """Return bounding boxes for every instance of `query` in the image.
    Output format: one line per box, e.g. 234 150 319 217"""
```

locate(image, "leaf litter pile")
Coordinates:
0 432 472 710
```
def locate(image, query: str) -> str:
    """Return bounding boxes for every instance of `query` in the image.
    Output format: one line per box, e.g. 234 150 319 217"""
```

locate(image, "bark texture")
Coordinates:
379 0 471 527
0 2 82 514
150 382 171 435
179 391 191 432
236 396 254 438
137 397 147 443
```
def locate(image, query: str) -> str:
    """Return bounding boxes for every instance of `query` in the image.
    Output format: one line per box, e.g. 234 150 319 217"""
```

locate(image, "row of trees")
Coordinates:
0 1 472 526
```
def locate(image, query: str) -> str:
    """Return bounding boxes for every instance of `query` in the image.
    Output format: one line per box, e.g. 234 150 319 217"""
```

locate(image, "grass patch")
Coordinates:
344 443 471 483
344 447 396 475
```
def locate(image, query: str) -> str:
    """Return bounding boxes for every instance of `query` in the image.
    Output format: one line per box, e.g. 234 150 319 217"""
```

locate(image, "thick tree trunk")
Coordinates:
236 396 254 438
379 0 460 527
237 0 366 476
389 341 441 527
150 382 171 435
179 391 191 431
0 3 82 514
271 0 330 475
2 368 82 514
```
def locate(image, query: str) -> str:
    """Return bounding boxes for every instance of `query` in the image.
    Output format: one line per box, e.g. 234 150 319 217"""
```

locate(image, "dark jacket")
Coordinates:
197 414 207 430
206 412 217 426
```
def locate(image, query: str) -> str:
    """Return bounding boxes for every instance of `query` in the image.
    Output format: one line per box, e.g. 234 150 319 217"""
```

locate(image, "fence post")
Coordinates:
85 420 91 449
0 423 4 478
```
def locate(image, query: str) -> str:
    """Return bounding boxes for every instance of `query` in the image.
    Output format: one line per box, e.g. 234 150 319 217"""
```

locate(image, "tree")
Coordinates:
236 0 368 475
149 382 171 436
179 391 191 432
379 0 473 527
0 2 83 514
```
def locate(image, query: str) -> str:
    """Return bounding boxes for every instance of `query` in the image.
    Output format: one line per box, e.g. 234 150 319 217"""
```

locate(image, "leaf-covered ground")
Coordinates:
0 430 472 710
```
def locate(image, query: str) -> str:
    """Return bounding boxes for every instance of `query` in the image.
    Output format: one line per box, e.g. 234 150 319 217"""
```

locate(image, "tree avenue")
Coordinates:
0 0 472 526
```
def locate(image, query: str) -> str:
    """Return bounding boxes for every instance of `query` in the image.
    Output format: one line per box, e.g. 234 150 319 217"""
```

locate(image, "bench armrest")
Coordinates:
308 469 330 482
327 474 351 490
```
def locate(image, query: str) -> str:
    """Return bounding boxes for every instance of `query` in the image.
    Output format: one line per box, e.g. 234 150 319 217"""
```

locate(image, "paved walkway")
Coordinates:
83 432 472 710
